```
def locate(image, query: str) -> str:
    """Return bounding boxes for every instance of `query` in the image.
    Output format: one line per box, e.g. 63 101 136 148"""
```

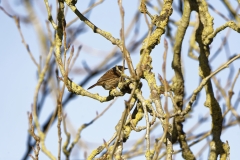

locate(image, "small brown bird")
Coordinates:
87 65 127 90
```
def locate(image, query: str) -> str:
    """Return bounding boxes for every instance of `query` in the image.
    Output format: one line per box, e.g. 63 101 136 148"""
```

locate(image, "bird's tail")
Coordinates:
87 84 97 90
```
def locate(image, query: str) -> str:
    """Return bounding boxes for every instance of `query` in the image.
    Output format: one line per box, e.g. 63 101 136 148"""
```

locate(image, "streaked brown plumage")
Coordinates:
87 66 127 90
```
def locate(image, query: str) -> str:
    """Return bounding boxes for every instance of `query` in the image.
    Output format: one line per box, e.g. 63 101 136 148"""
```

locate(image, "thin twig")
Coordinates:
43 0 57 29
110 104 128 159
0 7 40 70
28 113 40 160
66 0 104 27
182 54 240 116
32 47 55 160
69 45 82 71
66 98 117 158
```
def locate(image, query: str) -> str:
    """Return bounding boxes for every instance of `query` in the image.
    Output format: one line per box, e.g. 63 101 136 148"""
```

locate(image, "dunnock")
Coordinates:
87 65 127 90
